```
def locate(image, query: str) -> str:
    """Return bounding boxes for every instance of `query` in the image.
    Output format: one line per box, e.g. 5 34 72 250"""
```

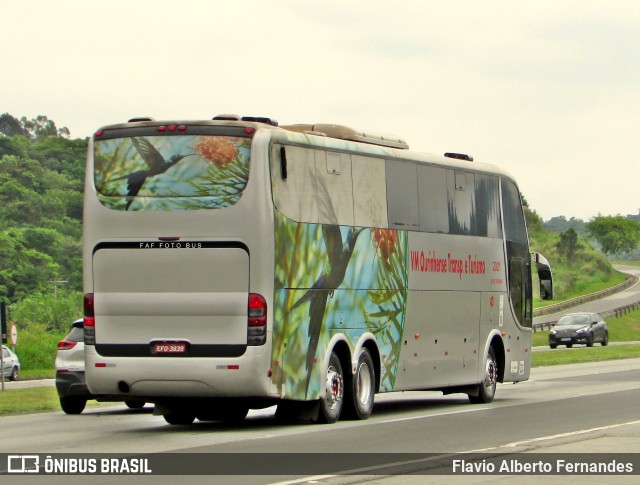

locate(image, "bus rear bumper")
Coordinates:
85 346 273 399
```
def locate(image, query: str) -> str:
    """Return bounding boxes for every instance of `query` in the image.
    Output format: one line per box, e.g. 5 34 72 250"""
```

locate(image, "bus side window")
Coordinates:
272 145 318 223
447 170 475 235
386 160 419 230
352 155 388 228
315 151 354 226
509 257 524 323
509 257 533 327
418 165 449 234
502 178 533 328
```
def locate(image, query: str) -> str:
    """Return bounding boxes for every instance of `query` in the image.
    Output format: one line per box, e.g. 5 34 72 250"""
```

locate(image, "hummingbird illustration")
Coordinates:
117 137 193 209
292 224 364 397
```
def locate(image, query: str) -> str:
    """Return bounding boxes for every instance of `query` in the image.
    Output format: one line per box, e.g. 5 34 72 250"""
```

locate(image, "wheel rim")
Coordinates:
484 356 496 396
325 365 343 410
356 361 372 406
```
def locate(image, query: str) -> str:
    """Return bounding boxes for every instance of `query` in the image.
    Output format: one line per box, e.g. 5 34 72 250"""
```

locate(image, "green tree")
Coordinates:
0 231 61 300
556 227 582 262
587 216 640 256
522 195 543 234
20 115 70 139
0 113 29 137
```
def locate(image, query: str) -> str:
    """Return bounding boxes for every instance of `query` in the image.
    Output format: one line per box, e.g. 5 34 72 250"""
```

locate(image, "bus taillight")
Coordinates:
84 293 96 345
248 293 267 346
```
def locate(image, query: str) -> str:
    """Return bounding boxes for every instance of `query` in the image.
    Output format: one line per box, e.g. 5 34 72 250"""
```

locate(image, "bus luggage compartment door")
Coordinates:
91 242 249 357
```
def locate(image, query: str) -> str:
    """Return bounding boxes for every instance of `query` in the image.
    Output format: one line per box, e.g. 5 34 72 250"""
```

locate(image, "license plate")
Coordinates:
153 342 187 354
560 338 571 342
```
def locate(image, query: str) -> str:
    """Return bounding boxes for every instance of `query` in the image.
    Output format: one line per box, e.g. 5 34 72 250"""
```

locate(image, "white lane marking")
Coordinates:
268 419 640 484
376 405 492 425
468 419 640 452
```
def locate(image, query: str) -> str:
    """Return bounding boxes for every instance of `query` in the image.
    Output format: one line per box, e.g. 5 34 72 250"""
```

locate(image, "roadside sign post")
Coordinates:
1 345 4 391
10 322 17 348
1 302 6 391
1 302 7 344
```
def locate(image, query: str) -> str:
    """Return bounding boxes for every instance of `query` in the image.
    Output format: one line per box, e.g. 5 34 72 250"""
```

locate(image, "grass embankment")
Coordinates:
0 387 60 414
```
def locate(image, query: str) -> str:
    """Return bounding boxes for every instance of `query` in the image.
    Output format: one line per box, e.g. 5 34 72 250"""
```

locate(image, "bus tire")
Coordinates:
318 352 344 424
343 348 375 420
469 347 497 404
163 410 195 425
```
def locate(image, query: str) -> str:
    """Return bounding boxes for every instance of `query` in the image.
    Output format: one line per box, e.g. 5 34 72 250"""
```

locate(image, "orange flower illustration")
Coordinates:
195 137 238 167
371 228 398 260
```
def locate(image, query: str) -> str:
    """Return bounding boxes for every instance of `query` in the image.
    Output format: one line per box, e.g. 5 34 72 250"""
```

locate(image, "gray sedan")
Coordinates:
549 312 609 349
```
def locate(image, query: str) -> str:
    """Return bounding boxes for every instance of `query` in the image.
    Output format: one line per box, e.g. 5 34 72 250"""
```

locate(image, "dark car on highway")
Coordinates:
549 312 609 349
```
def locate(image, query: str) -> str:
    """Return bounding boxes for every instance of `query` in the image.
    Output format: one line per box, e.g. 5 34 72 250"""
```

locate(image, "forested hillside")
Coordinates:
524 203 631 301
0 113 85 309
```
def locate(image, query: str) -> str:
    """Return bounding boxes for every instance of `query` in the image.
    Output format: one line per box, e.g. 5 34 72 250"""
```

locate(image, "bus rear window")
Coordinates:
93 135 251 211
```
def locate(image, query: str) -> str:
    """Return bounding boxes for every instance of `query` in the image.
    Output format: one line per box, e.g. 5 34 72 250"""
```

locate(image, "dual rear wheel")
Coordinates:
318 348 376 423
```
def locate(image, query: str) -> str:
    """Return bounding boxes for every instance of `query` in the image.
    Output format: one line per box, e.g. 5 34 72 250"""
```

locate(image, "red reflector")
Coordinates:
228 365 240 370
244 127 255 134
95 130 104 137
157 126 166 132
178 125 187 131
95 363 107 368
57 340 77 350
84 316 95 327
168 124 176 131
56 369 70 374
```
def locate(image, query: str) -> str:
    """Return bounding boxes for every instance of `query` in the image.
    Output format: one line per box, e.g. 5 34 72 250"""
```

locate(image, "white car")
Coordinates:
1 345 20 381
55 319 145 414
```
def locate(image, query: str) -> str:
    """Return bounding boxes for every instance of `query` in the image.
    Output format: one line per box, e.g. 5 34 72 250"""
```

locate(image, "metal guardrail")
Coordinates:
532 272 640 332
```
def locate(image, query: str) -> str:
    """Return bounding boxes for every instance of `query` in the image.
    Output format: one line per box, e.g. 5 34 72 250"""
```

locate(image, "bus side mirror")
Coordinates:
533 252 553 300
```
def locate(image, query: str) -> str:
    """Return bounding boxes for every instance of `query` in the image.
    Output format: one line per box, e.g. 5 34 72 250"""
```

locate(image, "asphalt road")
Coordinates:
1 358 640 484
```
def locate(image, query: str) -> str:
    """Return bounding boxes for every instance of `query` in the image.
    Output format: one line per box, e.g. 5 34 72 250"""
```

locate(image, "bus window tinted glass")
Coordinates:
474 174 501 238
94 135 251 211
502 178 532 327
418 165 449 233
386 160 419 230
501 179 528 245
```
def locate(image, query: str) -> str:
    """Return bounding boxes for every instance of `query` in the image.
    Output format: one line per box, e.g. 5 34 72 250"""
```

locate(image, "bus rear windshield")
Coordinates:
93 135 251 211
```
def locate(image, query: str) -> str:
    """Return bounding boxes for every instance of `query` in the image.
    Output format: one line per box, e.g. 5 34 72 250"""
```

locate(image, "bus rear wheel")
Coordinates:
318 352 344 424
343 348 375 420
469 347 497 404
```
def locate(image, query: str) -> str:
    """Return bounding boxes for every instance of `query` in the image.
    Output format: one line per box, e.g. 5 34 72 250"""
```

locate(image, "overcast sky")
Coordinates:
4 1 639 221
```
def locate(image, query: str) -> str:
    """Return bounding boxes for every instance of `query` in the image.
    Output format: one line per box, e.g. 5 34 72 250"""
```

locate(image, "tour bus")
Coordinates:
83 114 553 425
